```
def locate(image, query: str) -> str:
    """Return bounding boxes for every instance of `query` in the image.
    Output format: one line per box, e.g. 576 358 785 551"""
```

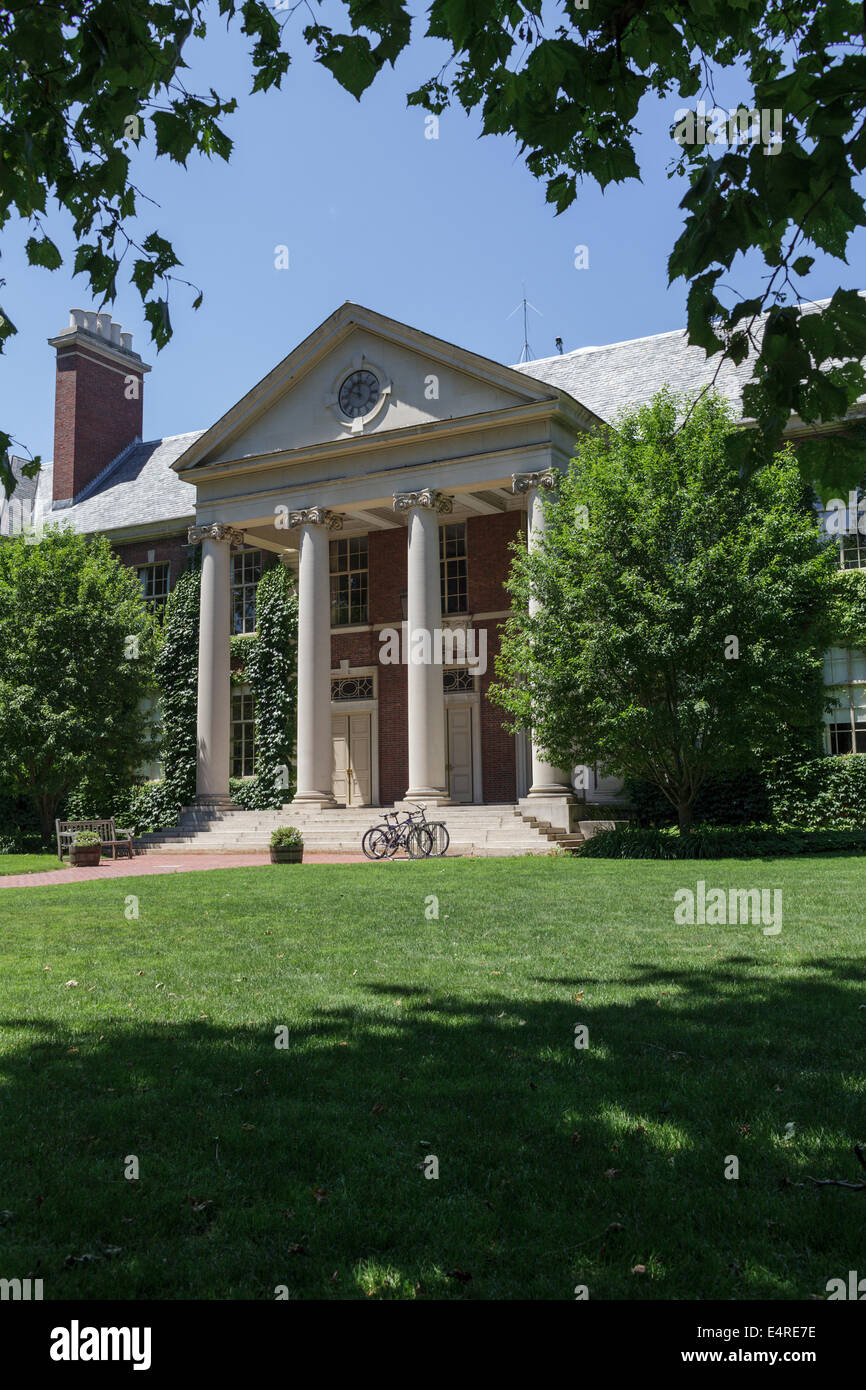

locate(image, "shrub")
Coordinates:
577 823 866 859
628 754 866 831
0 793 42 853
269 825 303 848
124 780 183 834
229 774 294 810
627 769 772 827
767 754 866 829
72 830 101 847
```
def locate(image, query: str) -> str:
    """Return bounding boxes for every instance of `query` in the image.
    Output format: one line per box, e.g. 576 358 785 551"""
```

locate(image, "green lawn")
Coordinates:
1 856 864 1301
0 853 59 875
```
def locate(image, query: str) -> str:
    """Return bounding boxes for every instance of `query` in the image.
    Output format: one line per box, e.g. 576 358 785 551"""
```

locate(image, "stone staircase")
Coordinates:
137 803 583 858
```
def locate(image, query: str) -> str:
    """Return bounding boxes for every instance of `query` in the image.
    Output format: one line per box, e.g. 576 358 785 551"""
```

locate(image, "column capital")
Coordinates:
288 506 342 531
188 523 245 547
511 469 558 495
392 488 453 515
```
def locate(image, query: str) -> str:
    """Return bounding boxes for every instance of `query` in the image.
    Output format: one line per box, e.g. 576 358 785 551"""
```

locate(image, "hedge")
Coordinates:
577 824 866 859
628 753 866 832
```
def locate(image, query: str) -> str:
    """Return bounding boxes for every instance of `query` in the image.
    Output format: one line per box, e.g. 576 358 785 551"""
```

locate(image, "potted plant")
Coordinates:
269 826 304 864
70 830 102 867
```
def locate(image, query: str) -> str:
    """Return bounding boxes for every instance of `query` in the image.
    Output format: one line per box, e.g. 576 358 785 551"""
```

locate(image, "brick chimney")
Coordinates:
48 309 151 504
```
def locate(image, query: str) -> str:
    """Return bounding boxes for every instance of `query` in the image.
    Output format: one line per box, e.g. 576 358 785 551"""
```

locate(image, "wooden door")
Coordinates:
332 711 372 805
446 706 473 802
331 714 350 805
348 712 372 805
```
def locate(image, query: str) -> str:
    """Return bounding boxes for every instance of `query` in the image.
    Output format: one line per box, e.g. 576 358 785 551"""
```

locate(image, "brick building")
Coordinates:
20 300 866 829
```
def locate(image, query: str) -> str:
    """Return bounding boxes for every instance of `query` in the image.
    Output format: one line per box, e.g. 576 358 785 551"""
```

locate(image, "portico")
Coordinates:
176 303 602 820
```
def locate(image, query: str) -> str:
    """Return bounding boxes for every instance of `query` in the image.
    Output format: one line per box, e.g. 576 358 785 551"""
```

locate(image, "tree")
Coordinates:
3 2 866 494
0 527 159 841
492 390 838 832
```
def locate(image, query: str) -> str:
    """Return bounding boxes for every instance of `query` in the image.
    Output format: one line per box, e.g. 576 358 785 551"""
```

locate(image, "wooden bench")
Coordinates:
55 818 135 862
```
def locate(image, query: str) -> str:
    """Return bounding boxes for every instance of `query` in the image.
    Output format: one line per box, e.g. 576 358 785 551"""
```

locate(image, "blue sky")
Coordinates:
4 13 863 461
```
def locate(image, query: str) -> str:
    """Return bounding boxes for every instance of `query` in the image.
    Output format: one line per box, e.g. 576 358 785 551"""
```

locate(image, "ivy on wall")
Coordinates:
231 562 298 808
117 566 201 830
156 566 201 802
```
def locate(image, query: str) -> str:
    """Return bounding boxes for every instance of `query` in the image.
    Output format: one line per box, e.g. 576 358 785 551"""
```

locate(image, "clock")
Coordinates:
338 369 380 419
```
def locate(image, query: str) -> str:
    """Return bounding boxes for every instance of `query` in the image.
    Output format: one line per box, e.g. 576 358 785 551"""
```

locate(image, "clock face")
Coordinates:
338 369 380 419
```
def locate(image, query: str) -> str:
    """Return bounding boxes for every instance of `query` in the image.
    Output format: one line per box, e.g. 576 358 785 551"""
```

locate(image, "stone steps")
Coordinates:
137 803 580 858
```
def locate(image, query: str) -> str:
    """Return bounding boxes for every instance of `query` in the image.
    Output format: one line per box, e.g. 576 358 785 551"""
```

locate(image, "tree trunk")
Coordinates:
677 798 694 835
35 793 59 847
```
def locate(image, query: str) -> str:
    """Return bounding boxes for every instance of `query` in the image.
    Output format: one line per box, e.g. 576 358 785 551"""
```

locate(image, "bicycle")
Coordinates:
362 811 433 860
401 802 450 857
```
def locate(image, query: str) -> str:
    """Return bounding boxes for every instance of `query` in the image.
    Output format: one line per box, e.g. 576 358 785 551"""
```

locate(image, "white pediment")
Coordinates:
173 304 560 474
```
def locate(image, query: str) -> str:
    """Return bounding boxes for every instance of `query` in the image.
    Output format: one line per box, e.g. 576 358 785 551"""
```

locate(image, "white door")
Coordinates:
331 712 372 806
348 712 372 805
446 706 473 802
332 714 350 805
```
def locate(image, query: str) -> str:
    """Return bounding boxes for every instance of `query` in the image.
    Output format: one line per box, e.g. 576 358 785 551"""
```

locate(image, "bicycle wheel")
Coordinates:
406 824 434 859
362 826 392 860
427 822 450 856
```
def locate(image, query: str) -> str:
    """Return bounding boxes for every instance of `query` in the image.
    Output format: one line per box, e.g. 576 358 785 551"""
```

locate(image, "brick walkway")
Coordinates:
0 850 369 889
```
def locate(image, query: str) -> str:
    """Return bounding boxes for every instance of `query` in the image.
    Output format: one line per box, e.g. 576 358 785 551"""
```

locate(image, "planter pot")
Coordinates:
579 819 629 841
270 846 303 864
70 845 102 867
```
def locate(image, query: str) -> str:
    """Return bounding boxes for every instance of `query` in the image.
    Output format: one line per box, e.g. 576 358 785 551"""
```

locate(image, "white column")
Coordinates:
291 507 341 806
512 471 575 806
189 523 242 805
393 488 452 804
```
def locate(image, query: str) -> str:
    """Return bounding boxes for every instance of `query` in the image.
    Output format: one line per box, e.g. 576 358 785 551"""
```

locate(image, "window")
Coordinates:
331 676 374 701
443 668 474 693
330 536 368 626
231 549 262 634
440 522 467 615
817 492 866 570
231 688 256 777
137 562 170 611
840 531 866 570
823 647 866 753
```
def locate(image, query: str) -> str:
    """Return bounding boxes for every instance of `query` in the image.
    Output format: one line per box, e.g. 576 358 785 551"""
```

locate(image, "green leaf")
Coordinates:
314 35 381 100
144 298 172 349
24 236 63 270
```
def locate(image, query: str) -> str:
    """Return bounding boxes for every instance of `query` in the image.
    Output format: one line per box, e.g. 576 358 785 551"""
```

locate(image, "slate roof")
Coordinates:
514 298 844 422
515 326 756 420
35 431 201 536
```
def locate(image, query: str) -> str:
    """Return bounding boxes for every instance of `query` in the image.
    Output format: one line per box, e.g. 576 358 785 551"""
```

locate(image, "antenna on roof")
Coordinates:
507 287 542 363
